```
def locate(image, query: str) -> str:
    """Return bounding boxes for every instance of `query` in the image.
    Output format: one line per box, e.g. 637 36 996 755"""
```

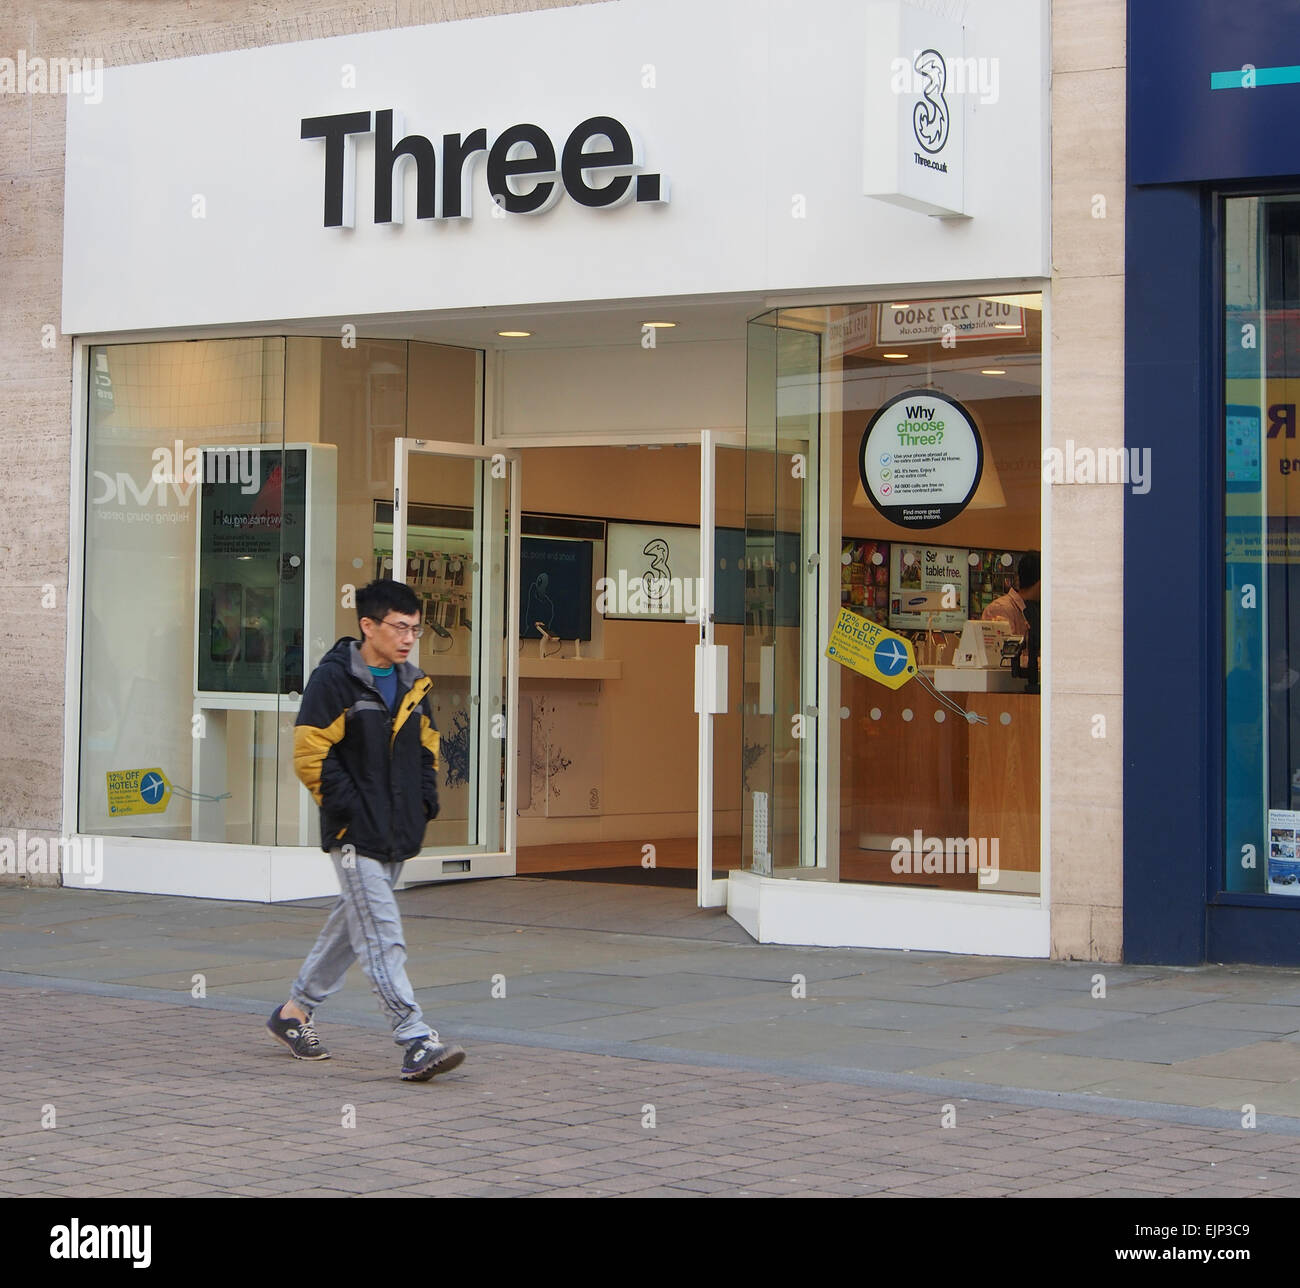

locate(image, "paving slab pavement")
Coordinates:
3 878 1300 1153
3 985 1300 1199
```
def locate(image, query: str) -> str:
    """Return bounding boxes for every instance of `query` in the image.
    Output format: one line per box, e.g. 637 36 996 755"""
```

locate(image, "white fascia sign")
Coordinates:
301 109 670 228
863 0 969 219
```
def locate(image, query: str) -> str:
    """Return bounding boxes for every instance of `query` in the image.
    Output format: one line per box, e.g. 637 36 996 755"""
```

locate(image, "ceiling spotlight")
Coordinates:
981 368 1007 375
497 330 532 337
881 352 909 360
642 320 676 328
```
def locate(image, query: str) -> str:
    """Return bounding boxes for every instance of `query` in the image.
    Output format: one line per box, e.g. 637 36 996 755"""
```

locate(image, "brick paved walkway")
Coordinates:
4 986 1299 1197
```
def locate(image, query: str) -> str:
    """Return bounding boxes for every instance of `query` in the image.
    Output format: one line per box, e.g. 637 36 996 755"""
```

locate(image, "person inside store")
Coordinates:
983 550 1040 686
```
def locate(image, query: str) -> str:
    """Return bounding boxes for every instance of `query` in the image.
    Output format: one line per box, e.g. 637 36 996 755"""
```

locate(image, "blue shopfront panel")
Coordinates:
1127 0 1300 963
1123 185 1212 964
1131 0 1300 185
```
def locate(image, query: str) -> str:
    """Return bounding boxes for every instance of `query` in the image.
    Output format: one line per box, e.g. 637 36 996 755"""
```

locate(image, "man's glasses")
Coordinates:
378 617 423 639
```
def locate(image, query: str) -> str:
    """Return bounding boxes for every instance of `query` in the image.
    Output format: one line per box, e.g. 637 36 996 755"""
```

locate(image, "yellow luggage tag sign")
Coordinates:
825 608 916 690
106 767 172 816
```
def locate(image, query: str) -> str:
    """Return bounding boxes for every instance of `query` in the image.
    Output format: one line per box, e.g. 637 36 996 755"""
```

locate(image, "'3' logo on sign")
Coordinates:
913 49 949 154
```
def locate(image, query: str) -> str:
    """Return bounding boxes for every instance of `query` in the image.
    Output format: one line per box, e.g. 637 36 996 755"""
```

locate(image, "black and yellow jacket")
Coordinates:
293 637 440 861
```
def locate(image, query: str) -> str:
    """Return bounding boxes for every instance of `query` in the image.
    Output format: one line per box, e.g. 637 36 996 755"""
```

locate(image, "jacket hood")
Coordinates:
319 636 426 688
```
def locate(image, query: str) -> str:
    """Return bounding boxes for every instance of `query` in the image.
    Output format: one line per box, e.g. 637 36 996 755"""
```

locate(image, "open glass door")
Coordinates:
697 431 747 906
390 438 519 883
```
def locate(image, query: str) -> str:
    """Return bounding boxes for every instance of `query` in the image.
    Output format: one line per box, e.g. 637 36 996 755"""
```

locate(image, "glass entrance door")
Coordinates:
391 439 519 882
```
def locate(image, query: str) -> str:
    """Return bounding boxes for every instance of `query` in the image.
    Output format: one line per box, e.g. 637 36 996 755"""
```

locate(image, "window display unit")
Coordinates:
838 541 1024 649
373 495 481 845
888 543 969 632
373 504 600 649
841 539 891 626
190 443 337 846
969 549 1025 619
195 444 337 697
373 501 475 661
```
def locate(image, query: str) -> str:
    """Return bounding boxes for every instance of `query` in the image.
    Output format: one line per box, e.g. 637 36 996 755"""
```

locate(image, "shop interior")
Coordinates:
382 439 747 885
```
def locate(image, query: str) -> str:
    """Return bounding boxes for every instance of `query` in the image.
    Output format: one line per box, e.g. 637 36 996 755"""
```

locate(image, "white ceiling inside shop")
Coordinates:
342 294 767 350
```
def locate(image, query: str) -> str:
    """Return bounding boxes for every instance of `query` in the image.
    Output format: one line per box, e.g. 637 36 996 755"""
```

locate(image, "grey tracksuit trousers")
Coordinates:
289 850 435 1045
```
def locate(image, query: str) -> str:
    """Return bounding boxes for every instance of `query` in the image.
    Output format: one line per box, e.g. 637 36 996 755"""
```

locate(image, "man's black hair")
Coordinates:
1017 551 1041 592
356 579 421 632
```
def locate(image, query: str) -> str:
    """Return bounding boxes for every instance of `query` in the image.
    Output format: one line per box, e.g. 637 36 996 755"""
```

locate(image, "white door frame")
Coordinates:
392 437 521 885
697 430 746 906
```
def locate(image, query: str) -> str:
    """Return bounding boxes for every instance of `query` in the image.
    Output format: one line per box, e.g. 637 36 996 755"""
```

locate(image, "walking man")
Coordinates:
267 579 466 1081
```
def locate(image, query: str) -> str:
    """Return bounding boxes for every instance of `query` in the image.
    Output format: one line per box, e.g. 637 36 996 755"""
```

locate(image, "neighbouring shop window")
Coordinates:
1223 195 1300 896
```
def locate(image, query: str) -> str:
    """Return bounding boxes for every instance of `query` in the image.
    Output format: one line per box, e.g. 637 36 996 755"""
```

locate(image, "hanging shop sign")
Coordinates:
825 307 877 360
858 389 983 529
877 298 1024 343
862 0 969 218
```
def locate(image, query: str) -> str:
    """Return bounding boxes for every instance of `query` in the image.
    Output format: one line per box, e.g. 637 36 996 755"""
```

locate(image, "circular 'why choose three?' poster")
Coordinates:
858 389 983 530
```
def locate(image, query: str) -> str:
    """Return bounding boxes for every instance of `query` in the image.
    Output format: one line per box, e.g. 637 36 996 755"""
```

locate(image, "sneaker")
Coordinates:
400 1036 466 1082
267 1004 330 1060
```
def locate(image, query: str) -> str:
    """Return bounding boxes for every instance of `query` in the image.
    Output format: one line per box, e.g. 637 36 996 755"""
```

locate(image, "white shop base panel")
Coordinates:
63 842 1046 956
59 838 514 902
725 869 1050 957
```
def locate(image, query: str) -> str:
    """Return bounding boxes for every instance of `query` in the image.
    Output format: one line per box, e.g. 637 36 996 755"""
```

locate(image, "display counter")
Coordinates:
932 665 1025 693
841 667 1040 893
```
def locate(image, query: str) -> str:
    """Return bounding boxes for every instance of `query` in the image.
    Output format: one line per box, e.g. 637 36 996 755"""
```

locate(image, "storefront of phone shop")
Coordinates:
59 0 1053 955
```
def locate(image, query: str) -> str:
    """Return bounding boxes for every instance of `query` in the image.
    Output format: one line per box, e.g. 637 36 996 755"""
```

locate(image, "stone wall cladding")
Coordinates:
1048 0 1127 959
